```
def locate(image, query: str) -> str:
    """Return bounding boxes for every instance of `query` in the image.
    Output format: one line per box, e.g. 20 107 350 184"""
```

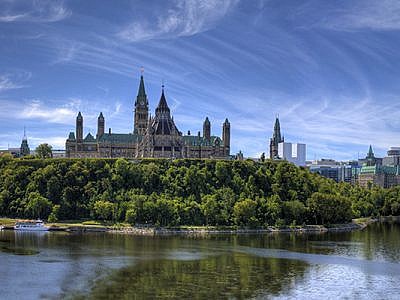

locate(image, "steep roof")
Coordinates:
155 87 170 114
68 132 76 140
135 75 148 106
84 133 96 143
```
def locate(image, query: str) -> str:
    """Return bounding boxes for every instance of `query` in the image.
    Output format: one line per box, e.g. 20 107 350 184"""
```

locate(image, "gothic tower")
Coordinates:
203 117 211 142
97 112 105 139
76 112 83 142
223 118 230 156
134 73 149 135
20 127 30 157
269 117 284 159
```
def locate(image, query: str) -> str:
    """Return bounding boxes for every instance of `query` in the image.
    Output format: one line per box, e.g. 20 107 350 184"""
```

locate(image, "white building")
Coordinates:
278 142 306 167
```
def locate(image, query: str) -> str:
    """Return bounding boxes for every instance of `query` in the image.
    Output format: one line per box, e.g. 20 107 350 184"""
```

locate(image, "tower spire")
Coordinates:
134 70 149 135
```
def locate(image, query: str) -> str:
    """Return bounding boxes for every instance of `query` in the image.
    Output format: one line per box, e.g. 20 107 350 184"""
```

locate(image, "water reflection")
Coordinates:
0 222 400 300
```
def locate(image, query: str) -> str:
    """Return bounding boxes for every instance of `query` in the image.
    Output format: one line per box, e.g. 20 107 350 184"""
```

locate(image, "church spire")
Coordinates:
156 85 170 115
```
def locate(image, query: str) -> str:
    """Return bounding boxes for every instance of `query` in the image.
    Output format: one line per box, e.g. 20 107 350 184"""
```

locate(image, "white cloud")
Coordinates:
118 0 238 42
18 100 78 124
0 0 71 23
29 136 66 149
0 71 31 92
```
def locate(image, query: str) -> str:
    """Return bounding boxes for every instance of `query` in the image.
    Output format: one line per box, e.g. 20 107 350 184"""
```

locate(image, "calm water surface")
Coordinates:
1 222 400 299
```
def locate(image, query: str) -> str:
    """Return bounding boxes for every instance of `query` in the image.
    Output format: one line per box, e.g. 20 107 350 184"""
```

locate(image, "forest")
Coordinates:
0 155 399 227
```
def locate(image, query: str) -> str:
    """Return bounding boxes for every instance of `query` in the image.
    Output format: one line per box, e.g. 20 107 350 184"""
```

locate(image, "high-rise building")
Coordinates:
278 142 306 166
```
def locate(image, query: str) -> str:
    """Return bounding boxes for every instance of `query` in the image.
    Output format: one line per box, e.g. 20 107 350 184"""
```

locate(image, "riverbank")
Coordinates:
0 217 378 235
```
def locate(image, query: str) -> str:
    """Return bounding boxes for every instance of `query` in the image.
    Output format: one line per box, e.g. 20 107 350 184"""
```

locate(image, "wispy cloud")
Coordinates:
295 0 400 31
0 71 31 92
118 0 238 42
0 0 71 23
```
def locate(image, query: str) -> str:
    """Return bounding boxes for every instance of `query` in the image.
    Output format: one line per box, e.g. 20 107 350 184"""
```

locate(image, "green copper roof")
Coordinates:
360 165 400 175
68 132 76 140
367 145 374 158
135 75 148 107
98 133 141 144
183 135 222 147
84 133 96 143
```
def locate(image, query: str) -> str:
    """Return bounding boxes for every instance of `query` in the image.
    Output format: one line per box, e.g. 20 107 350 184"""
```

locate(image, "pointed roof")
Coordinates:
367 145 375 158
224 118 230 124
84 133 96 142
137 75 146 98
135 74 148 108
77 111 82 119
155 86 170 114
204 117 210 124
273 117 282 143
98 112 104 119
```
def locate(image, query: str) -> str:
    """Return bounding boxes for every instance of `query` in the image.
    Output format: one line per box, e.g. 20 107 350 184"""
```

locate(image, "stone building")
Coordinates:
66 74 230 159
269 117 284 159
358 146 398 188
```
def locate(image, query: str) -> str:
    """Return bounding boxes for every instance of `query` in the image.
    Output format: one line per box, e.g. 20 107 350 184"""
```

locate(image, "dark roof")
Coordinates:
135 75 148 106
182 135 222 147
84 133 96 143
155 88 170 114
98 133 141 144
68 132 76 140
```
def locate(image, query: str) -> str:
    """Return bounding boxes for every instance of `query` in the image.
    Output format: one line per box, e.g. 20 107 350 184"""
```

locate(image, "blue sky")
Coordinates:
1 0 400 160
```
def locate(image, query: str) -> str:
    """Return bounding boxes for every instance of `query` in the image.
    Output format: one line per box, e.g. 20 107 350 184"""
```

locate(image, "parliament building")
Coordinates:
66 74 230 159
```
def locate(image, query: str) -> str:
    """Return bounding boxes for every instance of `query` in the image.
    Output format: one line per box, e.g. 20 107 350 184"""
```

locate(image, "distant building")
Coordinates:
66 74 230 159
20 128 30 157
52 149 66 158
0 130 30 158
308 159 361 183
383 147 400 166
358 165 400 188
269 117 284 159
278 142 306 167
358 145 398 188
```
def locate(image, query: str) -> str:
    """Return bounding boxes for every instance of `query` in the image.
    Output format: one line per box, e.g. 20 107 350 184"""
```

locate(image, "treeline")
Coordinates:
0 155 399 227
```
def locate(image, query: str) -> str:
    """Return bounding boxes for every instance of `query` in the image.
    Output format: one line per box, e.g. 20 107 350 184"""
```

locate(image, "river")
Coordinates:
1 221 400 299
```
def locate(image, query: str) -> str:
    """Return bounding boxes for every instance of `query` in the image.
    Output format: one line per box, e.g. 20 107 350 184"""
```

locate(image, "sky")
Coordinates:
1 0 400 160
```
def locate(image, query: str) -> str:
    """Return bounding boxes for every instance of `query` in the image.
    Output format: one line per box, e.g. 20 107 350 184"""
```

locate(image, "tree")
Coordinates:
92 200 115 221
24 192 52 219
233 199 258 227
260 152 265 162
35 143 53 159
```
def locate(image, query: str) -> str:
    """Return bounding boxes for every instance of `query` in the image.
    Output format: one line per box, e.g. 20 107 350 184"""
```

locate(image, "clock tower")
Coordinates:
134 71 149 135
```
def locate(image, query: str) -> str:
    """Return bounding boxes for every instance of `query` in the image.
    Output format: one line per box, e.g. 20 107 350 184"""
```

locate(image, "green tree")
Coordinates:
92 200 115 221
35 143 53 159
233 198 258 227
24 192 52 219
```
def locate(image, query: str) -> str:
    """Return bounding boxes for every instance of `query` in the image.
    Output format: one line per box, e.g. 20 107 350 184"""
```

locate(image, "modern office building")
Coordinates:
278 142 306 167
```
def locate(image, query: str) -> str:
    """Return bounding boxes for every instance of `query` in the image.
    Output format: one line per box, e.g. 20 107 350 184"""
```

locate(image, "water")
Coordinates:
1 222 400 299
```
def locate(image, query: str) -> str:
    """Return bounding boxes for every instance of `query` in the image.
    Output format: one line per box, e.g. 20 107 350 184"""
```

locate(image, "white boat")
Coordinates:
14 220 49 231
0 225 4 230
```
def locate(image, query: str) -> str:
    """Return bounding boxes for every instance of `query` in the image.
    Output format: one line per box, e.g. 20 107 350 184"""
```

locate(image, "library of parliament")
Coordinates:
66 74 231 159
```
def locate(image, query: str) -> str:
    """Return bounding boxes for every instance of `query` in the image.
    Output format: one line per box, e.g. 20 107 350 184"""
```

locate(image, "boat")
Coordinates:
0 225 4 230
14 219 50 231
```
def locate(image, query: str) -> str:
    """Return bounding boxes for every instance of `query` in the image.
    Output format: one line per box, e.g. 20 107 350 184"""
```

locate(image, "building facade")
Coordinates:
278 142 306 166
66 75 230 159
